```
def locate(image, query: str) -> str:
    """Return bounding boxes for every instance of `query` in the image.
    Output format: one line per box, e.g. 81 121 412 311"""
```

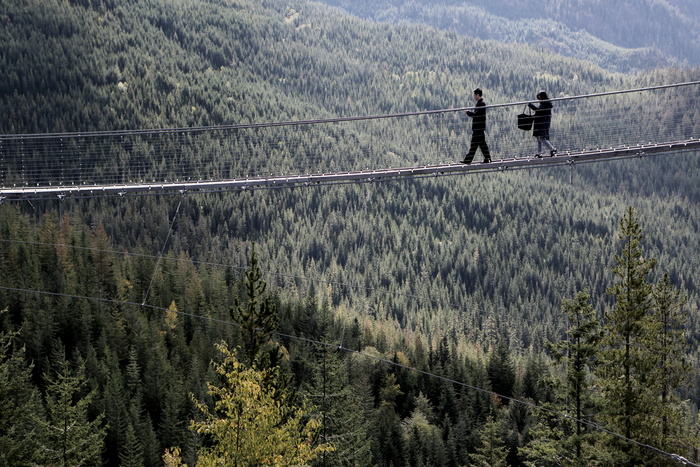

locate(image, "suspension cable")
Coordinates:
2 80 699 140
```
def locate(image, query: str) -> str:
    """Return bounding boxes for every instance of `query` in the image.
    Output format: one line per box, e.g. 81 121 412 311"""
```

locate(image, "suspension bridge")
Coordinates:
1 81 699 201
2 81 700 467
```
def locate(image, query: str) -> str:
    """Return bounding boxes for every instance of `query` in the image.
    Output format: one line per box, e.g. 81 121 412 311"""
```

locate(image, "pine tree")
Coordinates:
649 273 692 457
403 393 447 467
521 409 569 467
120 421 145 467
36 359 106 467
159 383 187 455
597 207 658 465
293 293 373 467
470 415 509 467
0 315 44 466
139 414 162 467
102 367 129 467
230 243 280 368
371 373 406 467
306 344 372 467
487 340 515 403
548 290 600 462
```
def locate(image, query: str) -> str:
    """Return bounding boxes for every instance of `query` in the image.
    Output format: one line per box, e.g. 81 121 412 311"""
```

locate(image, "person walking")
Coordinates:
461 88 491 164
528 91 557 158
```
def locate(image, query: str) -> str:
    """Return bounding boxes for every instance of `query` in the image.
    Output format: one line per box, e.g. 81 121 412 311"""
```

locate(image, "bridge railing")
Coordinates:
1 82 698 189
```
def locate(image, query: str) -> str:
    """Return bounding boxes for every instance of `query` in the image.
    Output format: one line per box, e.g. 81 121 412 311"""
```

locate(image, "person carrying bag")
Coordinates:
527 91 557 158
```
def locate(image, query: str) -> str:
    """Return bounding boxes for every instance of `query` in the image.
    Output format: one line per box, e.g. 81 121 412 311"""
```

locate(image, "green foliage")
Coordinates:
318 0 700 71
0 311 44 466
470 415 509 467
596 207 694 465
188 342 333 466
487 341 516 402
37 359 106 467
297 305 373 467
648 273 693 456
521 408 570 467
547 290 600 461
371 373 406 466
598 207 658 449
403 393 447 466
231 243 280 368
0 202 698 465
0 0 699 465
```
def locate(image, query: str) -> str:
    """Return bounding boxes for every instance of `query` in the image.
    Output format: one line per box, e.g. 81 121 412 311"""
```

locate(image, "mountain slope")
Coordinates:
1 0 625 134
1 0 698 338
0 0 698 361
1 1 699 463
316 0 700 72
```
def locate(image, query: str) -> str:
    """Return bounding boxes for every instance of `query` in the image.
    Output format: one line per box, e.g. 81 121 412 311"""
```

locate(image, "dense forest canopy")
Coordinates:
317 0 700 72
1 0 699 465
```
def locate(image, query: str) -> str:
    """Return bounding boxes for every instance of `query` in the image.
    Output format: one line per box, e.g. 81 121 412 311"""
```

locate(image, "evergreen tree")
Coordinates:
306 345 372 467
230 243 280 368
487 340 516 403
403 393 447 467
159 383 188 456
119 421 145 467
649 273 692 458
102 368 129 467
521 409 569 467
548 290 601 462
36 359 106 467
520 353 553 404
139 414 162 467
371 372 406 467
0 314 44 466
470 415 509 467
301 301 373 467
597 206 658 465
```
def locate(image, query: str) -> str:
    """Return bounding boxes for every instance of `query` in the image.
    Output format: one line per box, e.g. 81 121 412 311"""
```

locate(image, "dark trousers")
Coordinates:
464 131 490 163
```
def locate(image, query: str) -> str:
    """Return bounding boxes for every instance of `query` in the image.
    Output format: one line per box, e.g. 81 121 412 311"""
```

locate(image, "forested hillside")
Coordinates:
1 0 699 465
318 0 700 72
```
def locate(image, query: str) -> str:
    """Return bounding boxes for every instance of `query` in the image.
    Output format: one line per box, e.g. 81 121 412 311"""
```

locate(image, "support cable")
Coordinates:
141 198 182 306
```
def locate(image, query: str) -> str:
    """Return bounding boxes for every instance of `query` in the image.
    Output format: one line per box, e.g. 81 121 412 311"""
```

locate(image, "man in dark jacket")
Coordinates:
461 88 492 164
528 90 557 157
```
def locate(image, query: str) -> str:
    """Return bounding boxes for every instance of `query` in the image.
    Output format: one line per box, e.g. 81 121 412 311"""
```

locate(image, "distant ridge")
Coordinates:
317 0 700 72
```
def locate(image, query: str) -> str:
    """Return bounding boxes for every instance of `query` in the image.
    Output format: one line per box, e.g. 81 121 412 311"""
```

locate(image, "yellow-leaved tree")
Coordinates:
170 342 333 466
